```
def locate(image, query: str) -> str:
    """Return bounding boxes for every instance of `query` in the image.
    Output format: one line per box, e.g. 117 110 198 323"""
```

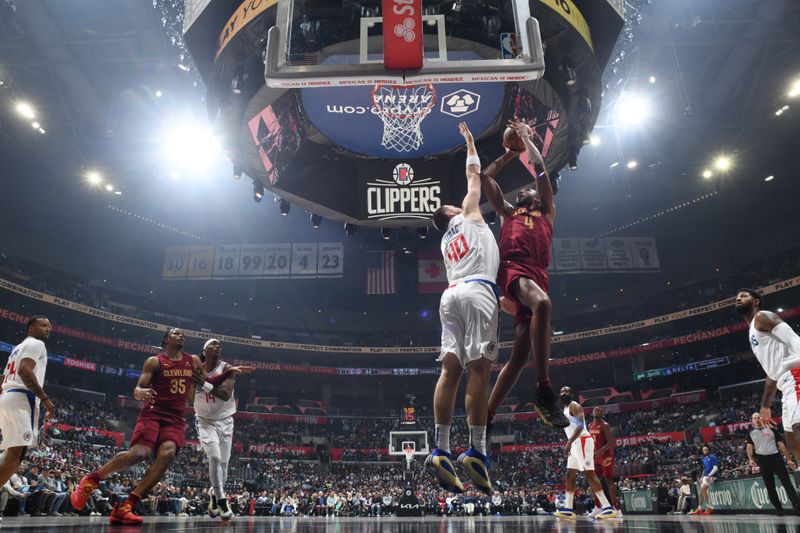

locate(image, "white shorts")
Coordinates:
196 416 234 461
779 370 800 432
438 281 499 368
701 475 716 487
567 435 595 472
0 390 40 449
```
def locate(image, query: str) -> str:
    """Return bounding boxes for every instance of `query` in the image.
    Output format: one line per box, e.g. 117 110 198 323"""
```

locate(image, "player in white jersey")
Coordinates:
426 122 499 496
735 289 800 458
0 316 55 489
553 387 618 520
192 339 253 520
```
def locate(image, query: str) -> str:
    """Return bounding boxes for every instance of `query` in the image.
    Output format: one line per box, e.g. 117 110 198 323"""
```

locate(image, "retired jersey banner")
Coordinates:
551 237 660 273
418 248 447 294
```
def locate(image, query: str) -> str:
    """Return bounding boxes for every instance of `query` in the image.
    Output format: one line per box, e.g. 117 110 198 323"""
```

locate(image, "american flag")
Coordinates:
365 251 396 295
288 53 321 66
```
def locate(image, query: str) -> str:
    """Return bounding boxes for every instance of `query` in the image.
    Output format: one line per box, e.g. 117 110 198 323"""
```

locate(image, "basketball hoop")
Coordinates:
403 446 415 470
372 83 436 153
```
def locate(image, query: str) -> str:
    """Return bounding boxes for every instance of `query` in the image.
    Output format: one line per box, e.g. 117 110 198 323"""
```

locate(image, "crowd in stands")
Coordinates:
0 387 779 520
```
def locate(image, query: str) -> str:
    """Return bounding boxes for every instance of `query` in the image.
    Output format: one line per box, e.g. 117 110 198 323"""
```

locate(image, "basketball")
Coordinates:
503 126 527 151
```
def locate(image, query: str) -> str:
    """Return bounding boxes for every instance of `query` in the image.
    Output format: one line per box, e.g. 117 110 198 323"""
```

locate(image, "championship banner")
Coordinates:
216 0 278 59
381 0 423 70
0 274 798 354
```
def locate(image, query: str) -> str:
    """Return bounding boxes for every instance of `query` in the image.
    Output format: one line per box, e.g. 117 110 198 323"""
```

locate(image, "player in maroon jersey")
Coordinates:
69 328 205 524
589 408 620 515
481 118 568 429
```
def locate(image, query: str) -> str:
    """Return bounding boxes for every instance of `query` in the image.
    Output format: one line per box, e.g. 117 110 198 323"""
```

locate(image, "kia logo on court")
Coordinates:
440 89 481 118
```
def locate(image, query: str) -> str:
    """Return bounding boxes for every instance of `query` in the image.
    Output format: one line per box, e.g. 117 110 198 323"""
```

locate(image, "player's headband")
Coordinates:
203 338 220 352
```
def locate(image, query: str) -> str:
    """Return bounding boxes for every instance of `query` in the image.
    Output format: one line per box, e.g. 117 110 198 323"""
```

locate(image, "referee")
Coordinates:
746 412 800 515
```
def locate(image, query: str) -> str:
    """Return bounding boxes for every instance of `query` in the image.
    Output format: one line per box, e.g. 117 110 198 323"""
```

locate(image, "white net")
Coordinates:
404 447 415 470
371 83 436 153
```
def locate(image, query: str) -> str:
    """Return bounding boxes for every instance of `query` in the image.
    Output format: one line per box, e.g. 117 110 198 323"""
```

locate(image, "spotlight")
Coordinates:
381 228 392 240
310 213 322 228
253 180 264 202
626 160 638 169
233 164 243 180
485 211 497 225
416 227 428 239
589 135 600 146
31 121 40 129
344 223 357 236
86 170 103 185
155 90 162 98
15 101 35 119
714 156 732 172
105 184 114 192
789 79 800 98
563 60 576 86
279 199 290 215
765 175 774 182
648 76 656 84
702 169 713 179
615 92 650 125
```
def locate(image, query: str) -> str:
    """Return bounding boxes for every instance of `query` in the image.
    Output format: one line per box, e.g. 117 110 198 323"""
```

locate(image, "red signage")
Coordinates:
382 0 423 70
500 431 686 453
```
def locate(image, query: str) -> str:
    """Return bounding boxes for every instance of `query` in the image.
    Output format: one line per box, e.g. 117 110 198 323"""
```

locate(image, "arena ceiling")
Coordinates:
0 0 799 273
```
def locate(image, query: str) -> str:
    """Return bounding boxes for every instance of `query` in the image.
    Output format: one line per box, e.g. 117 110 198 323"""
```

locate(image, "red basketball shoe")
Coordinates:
109 501 143 525
69 474 98 511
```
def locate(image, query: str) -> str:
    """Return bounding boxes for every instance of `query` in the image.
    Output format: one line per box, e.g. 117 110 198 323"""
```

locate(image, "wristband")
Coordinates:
466 155 481 169
201 382 214 393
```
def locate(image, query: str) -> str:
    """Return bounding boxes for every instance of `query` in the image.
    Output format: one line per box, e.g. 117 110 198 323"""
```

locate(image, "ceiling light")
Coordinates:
15 101 36 119
610 162 619 168
114 191 122 195
86 170 103 185
161 120 223 175
778 307 784 313
648 75 656 84
775 105 789 116
105 184 114 192
714 156 732 172
38 127 46 134
253 180 264 202
702 170 713 179
765 175 774 182
615 92 651 125
177 63 190 71
31 121 40 129
381 228 392 240
279 199 290 216
233 164 243 180
590 135 600 146
626 160 638 169
155 90 162 98
310 213 322 228
417 227 428 239
789 79 800 98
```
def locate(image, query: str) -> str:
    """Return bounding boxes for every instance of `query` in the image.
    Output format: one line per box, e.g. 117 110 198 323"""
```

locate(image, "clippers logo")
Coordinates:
366 164 441 220
393 163 414 185
440 89 481 118
394 17 417 43
23 431 32 442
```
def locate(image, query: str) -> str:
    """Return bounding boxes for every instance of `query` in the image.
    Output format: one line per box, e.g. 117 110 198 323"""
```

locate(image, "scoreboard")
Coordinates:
162 242 344 280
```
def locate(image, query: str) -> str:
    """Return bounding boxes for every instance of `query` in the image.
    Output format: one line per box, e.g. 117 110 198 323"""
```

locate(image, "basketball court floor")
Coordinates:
0 515 796 532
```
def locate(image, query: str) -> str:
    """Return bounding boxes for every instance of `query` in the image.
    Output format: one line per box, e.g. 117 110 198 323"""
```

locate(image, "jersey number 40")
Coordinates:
446 234 470 265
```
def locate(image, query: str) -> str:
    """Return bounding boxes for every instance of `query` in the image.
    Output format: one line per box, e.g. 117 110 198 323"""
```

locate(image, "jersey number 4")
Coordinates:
446 234 470 264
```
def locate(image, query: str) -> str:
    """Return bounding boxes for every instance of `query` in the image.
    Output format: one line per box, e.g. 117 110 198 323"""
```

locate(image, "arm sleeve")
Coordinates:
745 433 754 446
774 428 785 443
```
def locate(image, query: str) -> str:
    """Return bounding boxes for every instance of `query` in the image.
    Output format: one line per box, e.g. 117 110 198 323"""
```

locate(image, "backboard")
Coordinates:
264 0 544 88
389 430 429 457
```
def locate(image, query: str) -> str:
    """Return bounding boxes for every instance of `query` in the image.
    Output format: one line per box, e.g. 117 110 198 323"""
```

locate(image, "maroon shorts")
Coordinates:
131 413 186 451
498 260 549 326
594 455 616 479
